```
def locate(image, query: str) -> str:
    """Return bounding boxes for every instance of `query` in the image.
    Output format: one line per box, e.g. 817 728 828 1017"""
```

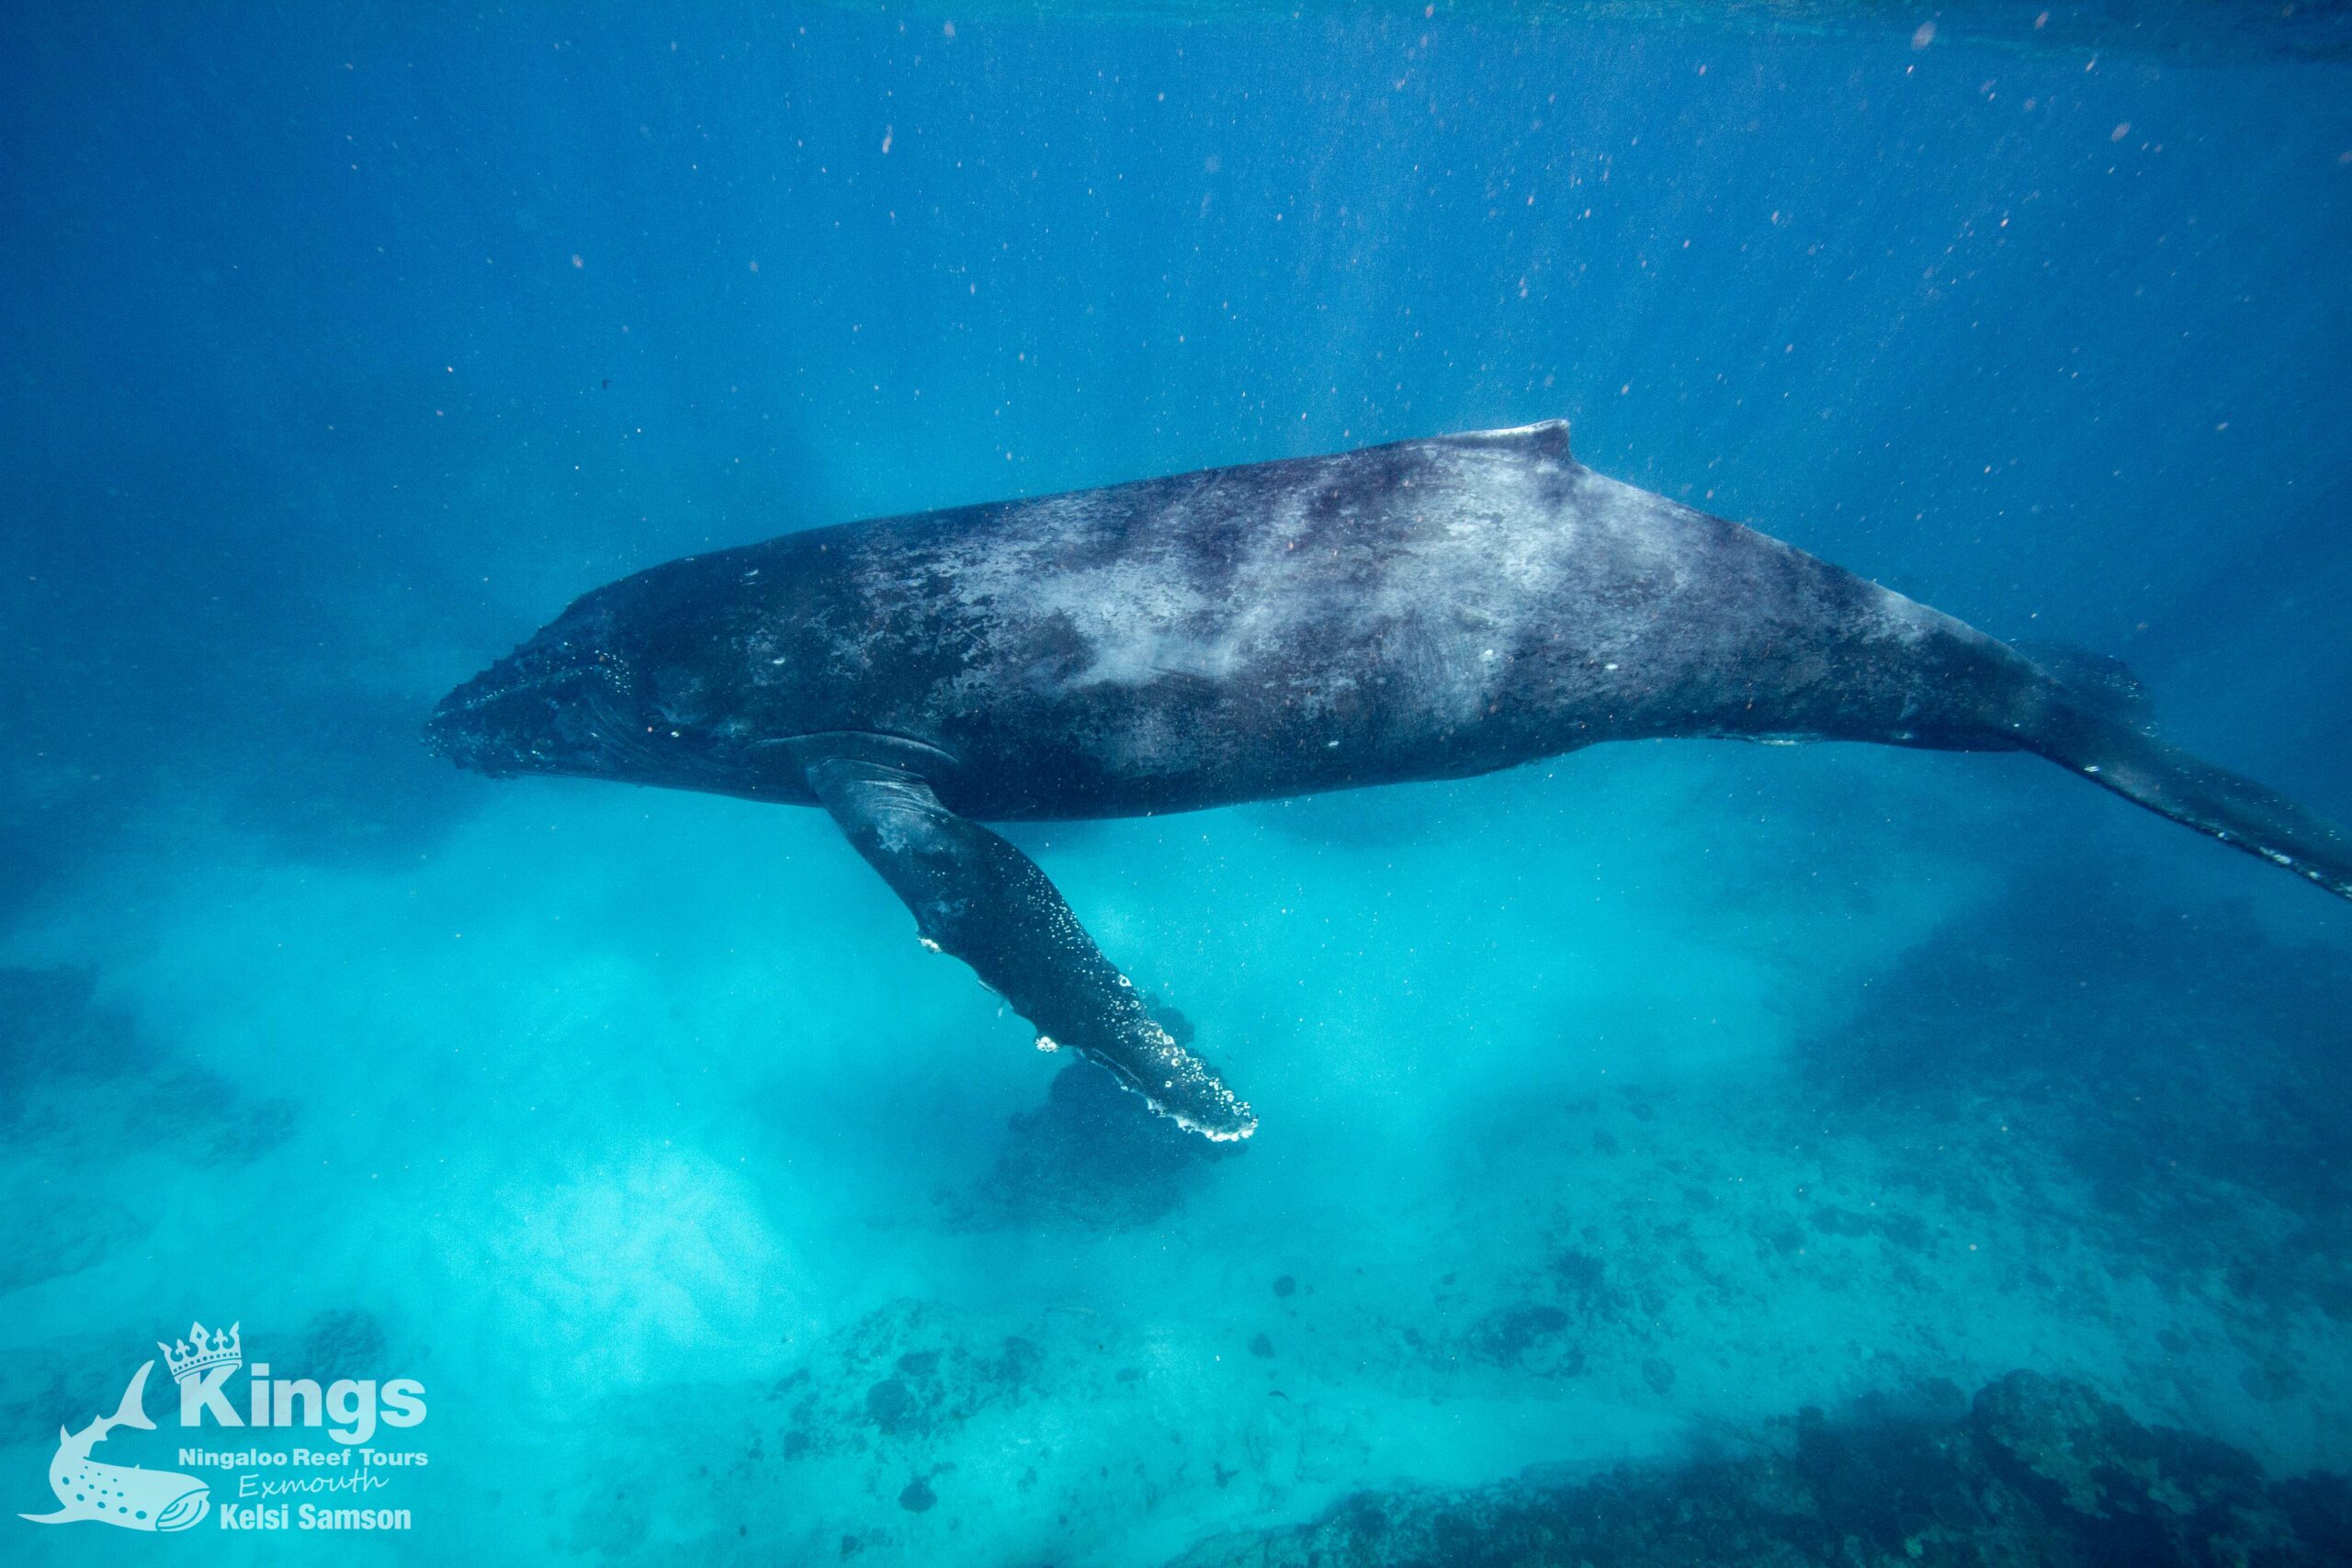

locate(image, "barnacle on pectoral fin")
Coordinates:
1081 1014 1257 1141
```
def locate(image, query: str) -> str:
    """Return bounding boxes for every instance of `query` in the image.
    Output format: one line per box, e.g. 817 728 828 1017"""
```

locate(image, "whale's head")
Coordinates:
426 590 666 784
426 565 797 795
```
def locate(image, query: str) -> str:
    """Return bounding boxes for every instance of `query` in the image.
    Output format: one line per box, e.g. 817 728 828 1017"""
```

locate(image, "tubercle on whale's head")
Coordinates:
430 618 616 780
425 553 833 797
424 592 688 785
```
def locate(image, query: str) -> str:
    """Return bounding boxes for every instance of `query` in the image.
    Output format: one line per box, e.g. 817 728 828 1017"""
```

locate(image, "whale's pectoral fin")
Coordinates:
801 750 1256 1141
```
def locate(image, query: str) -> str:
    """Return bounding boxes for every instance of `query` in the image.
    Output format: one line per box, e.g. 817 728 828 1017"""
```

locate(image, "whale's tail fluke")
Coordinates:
2018 649 2352 902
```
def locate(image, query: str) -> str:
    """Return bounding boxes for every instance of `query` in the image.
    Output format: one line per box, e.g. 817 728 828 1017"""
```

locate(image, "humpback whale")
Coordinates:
426 422 2352 1139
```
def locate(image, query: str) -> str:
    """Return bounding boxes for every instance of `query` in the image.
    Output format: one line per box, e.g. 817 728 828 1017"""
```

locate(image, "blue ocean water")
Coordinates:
4 4 2351 1562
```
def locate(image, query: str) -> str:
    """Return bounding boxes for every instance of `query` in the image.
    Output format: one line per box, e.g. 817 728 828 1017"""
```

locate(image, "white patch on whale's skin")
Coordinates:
808 425 1932 813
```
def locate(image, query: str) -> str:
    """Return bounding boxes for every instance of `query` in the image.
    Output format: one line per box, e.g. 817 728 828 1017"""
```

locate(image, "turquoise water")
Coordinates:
5 6 2351 1563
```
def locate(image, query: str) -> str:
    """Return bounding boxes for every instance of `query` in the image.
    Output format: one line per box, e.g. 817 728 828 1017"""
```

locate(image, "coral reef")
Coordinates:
1169 1371 2352 1566
962 999 1244 1230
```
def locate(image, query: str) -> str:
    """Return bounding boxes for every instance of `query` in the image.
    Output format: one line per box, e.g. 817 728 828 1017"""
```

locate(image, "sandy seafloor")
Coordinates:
7 735 2351 1563
6 3 2352 1563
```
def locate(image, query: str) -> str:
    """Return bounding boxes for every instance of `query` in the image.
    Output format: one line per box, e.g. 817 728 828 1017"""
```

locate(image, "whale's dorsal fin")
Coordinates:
1436 420 1571 460
787 736 1255 1142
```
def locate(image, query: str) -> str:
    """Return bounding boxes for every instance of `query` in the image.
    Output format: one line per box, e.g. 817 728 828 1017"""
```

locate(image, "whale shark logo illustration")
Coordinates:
19 1361 209 1531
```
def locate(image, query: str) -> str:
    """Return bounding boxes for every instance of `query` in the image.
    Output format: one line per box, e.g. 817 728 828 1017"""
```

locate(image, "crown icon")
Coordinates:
159 1321 243 1383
